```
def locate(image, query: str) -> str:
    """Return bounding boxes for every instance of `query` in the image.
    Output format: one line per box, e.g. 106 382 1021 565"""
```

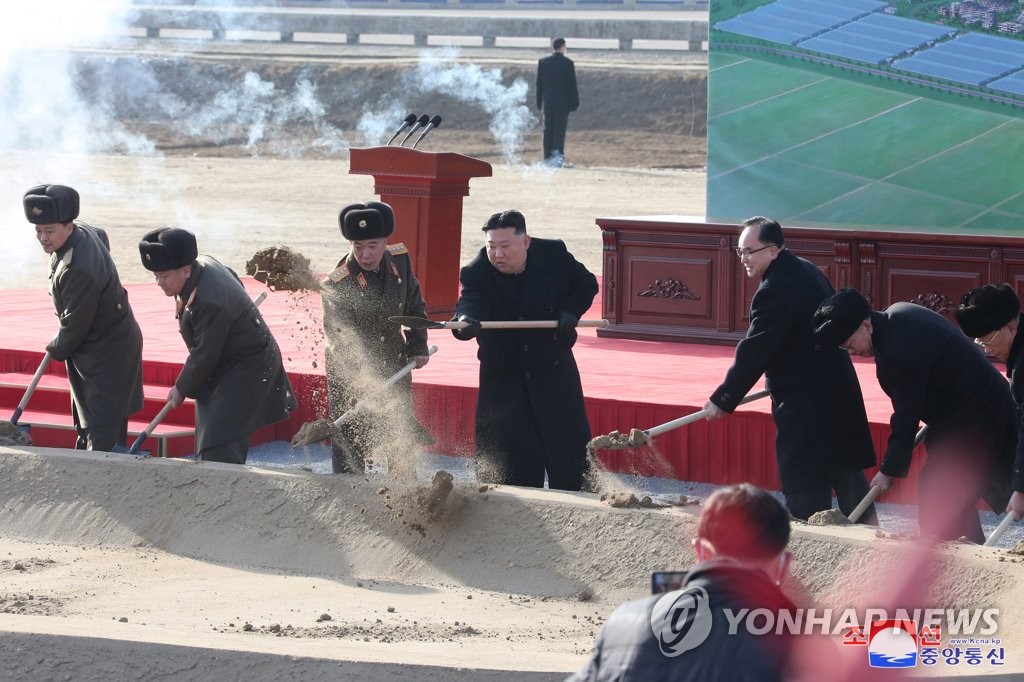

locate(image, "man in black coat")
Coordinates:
453 209 598 491
705 217 877 522
954 284 1024 522
814 288 1018 543
25 184 144 451
536 37 579 167
139 228 297 465
321 201 433 478
567 484 800 682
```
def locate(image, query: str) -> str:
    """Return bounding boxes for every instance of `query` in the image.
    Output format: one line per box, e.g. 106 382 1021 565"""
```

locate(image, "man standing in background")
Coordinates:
536 37 579 167
25 184 144 452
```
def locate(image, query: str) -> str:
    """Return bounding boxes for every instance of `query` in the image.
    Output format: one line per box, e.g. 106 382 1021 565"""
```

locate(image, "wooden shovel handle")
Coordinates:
10 351 52 425
644 389 771 439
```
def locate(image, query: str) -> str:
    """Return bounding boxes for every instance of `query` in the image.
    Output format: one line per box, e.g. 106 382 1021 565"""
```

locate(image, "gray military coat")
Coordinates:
174 256 296 451
48 221 143 428
320 244 430 456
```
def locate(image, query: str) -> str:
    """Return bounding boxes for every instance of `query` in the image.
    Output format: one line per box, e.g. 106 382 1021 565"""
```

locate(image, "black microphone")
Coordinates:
400 114 430 146
386 113 418 146
412 115 443 149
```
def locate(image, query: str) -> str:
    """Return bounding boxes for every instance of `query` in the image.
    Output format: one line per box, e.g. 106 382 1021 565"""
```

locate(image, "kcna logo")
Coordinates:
649 586 713 656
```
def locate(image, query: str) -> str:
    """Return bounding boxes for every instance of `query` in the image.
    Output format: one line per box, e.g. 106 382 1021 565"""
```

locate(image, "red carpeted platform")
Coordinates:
0 279 925 503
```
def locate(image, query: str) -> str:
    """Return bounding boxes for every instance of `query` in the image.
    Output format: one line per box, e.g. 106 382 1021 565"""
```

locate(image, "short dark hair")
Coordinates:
697 483 790 561
743 216 784 247
552 37 566 50
483 210 527 234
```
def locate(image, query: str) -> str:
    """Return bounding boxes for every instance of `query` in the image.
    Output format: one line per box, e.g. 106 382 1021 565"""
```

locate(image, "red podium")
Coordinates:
349 147 492 318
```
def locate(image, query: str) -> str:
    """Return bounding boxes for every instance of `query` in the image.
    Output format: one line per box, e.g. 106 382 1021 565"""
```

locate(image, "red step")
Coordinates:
11 408 196 458
0 372 195 427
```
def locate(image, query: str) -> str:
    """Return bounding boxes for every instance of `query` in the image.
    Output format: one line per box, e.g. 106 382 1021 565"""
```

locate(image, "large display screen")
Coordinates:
707 0 1024 234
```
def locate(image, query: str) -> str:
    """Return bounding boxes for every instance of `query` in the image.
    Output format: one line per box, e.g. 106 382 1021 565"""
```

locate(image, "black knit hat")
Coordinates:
138 227 198 272
339 201 394 241
813 289 871 348
954 284 1020 339
23 184 80 225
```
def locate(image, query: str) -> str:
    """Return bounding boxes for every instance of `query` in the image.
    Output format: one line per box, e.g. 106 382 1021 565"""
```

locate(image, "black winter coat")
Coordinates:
48 221 143 428
174 256 296 451
536 52 579 115
455 238 597 489
871 303 1017 496
710 249 875 493
567 559 797 682
1003 316 1024 490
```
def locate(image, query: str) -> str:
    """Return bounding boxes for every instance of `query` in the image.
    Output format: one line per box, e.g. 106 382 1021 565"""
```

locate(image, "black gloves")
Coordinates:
452 314 482 340
557 311 579 336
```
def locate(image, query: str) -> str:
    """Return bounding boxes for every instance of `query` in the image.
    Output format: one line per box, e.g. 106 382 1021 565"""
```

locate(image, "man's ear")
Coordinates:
692 537 715 563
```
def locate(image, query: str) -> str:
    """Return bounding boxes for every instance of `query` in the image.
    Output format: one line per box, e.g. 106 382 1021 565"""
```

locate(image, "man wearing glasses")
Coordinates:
813 288 1017 543
955 284 1024 523
703 217 878 523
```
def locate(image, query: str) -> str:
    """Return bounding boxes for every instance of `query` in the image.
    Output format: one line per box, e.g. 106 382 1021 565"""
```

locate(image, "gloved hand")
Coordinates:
452 315 482 340
557 311 579 336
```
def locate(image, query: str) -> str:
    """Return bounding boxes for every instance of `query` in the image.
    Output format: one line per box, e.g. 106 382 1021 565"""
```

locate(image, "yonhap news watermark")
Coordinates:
650 587 1007 669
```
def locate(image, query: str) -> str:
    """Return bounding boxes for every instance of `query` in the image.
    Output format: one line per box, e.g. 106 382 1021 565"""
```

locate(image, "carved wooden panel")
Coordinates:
595 216 1024 344
625 254 713 322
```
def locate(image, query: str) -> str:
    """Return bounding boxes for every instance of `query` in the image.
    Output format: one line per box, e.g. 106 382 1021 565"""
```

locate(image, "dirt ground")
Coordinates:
1 40 708 289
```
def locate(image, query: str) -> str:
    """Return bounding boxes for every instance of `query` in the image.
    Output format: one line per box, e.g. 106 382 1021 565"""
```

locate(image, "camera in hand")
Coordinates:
651 570 688 594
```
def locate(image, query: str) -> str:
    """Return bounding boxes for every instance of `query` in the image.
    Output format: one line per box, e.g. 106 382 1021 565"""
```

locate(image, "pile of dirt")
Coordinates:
0 424 31 447
246 246 322 292
806 509 851 526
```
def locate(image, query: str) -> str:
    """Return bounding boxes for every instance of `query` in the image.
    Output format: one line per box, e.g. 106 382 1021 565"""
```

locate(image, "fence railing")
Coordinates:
125 5 709 51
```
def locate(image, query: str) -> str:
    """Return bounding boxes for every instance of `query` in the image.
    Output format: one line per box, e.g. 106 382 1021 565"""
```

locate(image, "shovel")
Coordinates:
113 291 269 456
589 389 772 451
291 344 439 448
984 511 1020 547
390 316 609 330
7 351 52 432
847 425 929 523
119 399 176 455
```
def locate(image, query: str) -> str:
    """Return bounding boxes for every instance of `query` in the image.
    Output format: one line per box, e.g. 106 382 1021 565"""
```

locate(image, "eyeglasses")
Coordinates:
975 328 1002 348
735 245 774 259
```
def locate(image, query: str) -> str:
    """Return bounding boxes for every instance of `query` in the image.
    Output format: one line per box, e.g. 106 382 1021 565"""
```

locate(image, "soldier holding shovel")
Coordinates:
24 184 143 451
139 227 296 464
320 201 433 478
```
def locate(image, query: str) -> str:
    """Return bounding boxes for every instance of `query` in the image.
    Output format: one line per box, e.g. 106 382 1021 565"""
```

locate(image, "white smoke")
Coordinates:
357 47 537 166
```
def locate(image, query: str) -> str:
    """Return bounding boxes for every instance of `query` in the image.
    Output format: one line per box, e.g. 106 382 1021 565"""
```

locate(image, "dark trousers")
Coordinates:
201 437 250 465
542 109 570 161
784 467 878 525
74 410 128 453
475 393 588 491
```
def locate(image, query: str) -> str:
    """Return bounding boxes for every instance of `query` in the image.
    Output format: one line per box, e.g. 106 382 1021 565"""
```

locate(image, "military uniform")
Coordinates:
47 220 144 450
454 236 598 491
321 242 431 475
173 255 297 464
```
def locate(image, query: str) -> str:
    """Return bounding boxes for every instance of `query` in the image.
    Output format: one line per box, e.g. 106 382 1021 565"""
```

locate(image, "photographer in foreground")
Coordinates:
568 484 798 681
